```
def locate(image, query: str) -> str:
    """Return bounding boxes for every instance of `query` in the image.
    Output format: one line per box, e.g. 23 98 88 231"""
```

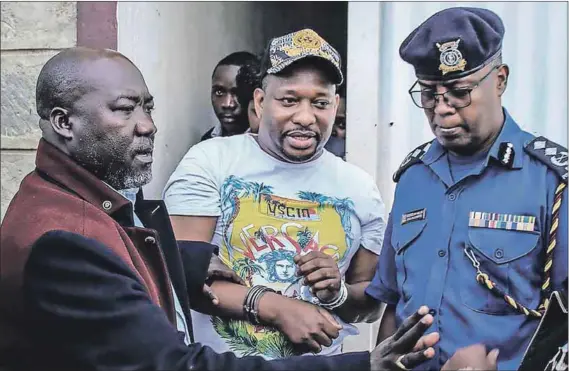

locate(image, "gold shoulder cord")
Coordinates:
464 182 566 318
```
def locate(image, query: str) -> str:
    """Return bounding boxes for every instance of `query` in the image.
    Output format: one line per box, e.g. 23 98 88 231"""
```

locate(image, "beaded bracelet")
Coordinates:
243 285 275 325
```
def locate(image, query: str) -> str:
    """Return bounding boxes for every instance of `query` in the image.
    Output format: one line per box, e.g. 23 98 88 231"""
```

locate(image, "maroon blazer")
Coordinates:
0 139 177 358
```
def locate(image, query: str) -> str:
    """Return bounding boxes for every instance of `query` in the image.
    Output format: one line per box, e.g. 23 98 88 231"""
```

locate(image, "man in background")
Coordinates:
235 54 262 134
201 51 259 141
325 85 346 159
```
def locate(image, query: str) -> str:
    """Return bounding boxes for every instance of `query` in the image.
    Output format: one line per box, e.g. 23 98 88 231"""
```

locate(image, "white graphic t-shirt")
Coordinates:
164 134 386 359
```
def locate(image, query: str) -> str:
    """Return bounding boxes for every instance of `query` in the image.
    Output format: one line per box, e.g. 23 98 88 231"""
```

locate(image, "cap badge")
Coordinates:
282 29 327 59
292 29 322 50
436 39 467 75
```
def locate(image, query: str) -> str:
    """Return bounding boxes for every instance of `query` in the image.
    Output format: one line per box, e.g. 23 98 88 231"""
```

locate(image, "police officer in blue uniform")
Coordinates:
365 7 568 371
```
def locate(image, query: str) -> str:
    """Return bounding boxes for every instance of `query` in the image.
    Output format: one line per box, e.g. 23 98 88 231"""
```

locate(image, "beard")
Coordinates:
71 137 154 190
282 151 317 163
103 164 152 190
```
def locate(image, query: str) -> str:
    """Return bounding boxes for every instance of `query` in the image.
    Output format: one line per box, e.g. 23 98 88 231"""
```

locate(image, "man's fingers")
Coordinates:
294 251 328 266
297 258 335 277
392 306 429 341
209 269 246 285
311 330 333 348
399 347 436 370
294 339 322 354
319 308 343 332
304 268 339 286
202 284 219 305
393 314 434 352
311 278 340 291
412 332 440 352
487 348 500 367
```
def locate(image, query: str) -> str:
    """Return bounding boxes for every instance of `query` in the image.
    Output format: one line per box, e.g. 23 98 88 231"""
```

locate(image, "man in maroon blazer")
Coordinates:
0 47 439 371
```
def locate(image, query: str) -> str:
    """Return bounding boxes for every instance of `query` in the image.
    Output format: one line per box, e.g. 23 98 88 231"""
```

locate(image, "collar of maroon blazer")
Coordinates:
35 138 132 218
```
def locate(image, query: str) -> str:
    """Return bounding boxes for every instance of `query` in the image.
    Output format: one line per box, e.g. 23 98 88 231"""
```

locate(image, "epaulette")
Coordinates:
524 136 568 183
393 140 434 183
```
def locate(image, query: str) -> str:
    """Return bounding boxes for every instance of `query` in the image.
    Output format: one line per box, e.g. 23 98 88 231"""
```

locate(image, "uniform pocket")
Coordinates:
462 226 540 315
391 219 427 303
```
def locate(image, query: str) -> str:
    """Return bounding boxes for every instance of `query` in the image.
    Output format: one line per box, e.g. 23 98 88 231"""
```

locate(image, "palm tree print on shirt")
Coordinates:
212 176 356 358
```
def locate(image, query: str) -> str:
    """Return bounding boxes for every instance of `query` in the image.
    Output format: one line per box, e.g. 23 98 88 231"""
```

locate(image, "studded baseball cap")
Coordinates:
260 28 343 85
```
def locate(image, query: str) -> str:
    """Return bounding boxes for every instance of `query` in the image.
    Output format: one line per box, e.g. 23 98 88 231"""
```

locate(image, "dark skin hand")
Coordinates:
171 215 342 353
193 279 343 354
171 217 440 363
295 251 341 303
202 254 245 305
295 249 382 323
371 305 440 371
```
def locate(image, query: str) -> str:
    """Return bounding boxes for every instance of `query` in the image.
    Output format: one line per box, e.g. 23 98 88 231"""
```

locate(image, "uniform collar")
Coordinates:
35 138 132 220
422 107 524 170
486 108 524 170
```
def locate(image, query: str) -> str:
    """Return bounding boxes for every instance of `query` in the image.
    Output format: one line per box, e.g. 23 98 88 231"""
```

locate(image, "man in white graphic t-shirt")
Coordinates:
163 29 388 360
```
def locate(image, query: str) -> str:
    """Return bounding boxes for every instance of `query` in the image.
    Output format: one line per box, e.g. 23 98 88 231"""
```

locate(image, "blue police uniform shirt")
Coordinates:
366 108 568 371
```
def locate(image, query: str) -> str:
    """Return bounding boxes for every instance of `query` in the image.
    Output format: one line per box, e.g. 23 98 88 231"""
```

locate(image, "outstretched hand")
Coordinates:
371 306 440 371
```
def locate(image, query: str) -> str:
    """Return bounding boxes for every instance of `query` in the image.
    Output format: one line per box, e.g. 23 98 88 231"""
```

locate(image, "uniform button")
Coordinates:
438 250 446 257
429 309 437 316
145 236 156 244
102 200 112 210
448 193 456 201
494 249 504 259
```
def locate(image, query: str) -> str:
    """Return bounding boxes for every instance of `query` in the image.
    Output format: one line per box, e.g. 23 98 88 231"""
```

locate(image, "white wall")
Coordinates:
117 2 263 198
347 1 568 211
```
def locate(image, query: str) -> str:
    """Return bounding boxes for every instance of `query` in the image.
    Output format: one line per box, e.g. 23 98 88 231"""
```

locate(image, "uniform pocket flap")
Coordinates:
468 227 540 264
392 219 427 255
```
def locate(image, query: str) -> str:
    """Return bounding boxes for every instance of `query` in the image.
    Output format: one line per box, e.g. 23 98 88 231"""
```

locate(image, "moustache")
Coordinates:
132 138 154 154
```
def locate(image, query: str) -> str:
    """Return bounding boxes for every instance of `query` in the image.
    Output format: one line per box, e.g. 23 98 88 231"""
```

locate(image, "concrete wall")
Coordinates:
0 1 77 219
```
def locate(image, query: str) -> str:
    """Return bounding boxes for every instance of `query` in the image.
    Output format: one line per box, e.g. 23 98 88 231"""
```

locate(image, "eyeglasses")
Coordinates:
408 65 500 109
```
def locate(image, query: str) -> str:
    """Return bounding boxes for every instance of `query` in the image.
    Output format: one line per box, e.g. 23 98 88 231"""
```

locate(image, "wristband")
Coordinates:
313 279 348 310
243 285 276 325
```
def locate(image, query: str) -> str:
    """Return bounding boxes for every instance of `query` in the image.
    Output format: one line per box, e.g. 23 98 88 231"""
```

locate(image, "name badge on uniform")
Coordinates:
469 211 536 232
401 208 427 225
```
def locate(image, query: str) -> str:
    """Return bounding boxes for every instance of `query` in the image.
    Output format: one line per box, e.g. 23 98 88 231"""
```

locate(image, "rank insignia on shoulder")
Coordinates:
393 140 434 183
525 137 568 183
498 142 515 168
